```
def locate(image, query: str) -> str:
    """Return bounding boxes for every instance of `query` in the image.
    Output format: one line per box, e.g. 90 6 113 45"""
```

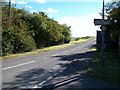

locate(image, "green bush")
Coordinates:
2 28 14 56
64 36 71 43
2 27 36 55
13 33 36 53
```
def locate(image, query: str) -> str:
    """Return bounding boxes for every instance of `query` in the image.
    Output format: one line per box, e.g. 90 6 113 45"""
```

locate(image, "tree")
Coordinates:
105 1 120 51
2 4 36 55
2 4 72 56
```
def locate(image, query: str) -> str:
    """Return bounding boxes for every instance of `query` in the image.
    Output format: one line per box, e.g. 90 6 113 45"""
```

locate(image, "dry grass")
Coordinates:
86 51 120 85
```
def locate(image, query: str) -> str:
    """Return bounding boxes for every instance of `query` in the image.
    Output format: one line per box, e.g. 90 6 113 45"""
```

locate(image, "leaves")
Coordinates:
2 4 71 56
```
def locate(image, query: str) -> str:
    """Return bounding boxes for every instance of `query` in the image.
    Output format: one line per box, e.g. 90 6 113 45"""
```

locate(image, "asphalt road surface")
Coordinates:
2 38 119 89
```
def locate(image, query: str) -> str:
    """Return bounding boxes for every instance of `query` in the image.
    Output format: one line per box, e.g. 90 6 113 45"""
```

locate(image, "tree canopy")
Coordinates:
2 3 71 56
105 1 120 51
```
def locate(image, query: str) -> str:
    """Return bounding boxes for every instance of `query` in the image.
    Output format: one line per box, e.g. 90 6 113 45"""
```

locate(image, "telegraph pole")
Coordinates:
8 0 11 27
102 0 105 20
94 0 110 65
100 0 105 66
8 0 11 17
119 29 120 60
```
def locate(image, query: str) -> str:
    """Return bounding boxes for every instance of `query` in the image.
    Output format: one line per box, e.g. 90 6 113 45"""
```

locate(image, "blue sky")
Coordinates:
5 0 112 37
15 2 102 19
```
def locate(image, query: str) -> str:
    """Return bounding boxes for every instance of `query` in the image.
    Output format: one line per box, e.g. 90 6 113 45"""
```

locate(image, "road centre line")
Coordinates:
62 51 68 54
44 57 48 59
3 61 36 70
52 54 58 57
71 48 75 50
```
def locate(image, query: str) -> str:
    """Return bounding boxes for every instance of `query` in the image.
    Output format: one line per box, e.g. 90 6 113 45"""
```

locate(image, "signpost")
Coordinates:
94 19 110 25
94 0 110 66
119 29 120 59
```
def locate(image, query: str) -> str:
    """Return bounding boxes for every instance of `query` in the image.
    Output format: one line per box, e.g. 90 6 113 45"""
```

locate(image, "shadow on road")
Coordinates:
2 50 98 90
53 51 95 76
2 68 50 89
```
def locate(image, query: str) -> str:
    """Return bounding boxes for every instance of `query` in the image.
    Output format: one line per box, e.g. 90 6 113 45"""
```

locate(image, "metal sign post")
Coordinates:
100 0 105 66
100 25 105 66
94 0 110 66
119 29 120 59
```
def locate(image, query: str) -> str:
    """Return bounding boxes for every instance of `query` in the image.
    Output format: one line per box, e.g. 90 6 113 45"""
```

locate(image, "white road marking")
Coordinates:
3 61 36 70
47 76 53 80
32 85 38 88
32 67 67 88
53 73 58 76
73 59 77 61
62 51 68 54
59 70 63 73
52 54 58 57
55 77 79 87
38 80 46 85
32 80 47 88
67 61 72 64
48 70 52 73
63 67 66 70
71 48 75 51
44 57 48 59
59 67 66 73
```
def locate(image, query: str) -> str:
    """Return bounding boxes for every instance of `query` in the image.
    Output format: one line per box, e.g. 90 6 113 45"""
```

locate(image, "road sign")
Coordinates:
100 25 106 30
94 19 110 25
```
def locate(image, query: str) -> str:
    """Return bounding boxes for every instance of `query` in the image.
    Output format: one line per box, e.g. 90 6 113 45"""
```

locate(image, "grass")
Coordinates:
86 50 120 85
1 37 92 60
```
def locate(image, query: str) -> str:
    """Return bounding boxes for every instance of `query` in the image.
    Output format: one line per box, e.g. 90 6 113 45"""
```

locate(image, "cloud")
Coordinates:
18 1 27 4
25 5 33 8
30 10 38 13
18 1 26 4
9 0 27 4
36 0 46 3
42 0 110 2
42 8 59 14
11 0 15 4
57 13 101 37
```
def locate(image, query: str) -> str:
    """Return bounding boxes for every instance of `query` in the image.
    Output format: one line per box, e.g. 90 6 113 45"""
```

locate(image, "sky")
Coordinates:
5 0 113 37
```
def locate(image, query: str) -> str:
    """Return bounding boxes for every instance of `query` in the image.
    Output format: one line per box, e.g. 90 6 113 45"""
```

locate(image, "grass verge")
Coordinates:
1 38 92 60
86 50 120 85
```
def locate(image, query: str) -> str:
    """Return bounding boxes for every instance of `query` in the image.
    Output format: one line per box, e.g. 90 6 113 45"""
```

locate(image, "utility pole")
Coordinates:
119 29 120 60
8 0 11 27
8 0 11 17
102 0 105 20
94 0 110 65
100 0 105 66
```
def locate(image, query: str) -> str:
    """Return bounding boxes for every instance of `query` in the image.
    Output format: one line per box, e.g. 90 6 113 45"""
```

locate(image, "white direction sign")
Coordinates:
94 19 110 25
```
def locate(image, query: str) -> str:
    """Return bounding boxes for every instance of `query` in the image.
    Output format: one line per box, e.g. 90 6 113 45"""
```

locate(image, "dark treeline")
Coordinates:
2 3 71 56
105 1 120 51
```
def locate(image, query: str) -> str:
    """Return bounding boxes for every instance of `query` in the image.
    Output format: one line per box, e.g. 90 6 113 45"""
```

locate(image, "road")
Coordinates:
2 38 119 89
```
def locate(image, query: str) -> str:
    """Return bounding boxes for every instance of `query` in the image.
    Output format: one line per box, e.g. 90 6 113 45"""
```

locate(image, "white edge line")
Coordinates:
52 54 58 57
32 80 46 88
47 76 53 80
62 51 68 53
38 80 46 85
44 57 48 59
3 61 36 70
